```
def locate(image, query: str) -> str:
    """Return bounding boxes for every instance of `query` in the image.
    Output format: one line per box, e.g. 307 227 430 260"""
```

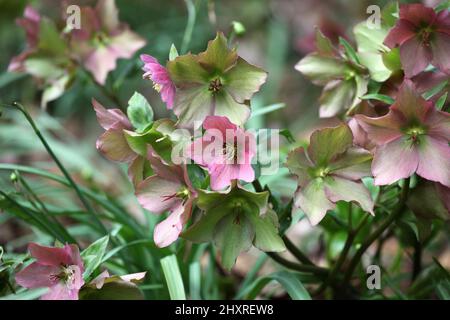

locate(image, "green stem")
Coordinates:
266 252 328 277
13 103 108 235
342 179 410 284
181 0 196 54
282 235 314 265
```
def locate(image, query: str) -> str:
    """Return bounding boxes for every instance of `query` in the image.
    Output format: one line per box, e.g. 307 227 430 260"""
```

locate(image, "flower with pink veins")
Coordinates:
136 157 197 247
15 243 84 300
384 3 450 77
8 6 40 72
356 80 450 187
70 0 146 84
189 116 256 190
140 54 176 109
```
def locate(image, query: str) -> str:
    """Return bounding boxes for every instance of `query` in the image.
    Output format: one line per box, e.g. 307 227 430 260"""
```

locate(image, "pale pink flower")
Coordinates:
15 243 84 300
188 116 256 190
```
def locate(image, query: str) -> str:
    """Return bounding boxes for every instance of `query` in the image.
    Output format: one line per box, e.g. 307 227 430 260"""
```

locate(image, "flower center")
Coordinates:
92 31 110 47
418 26 434 47
50 265 76 287
208 78 222 94
161 187 190 202
223 142 237 163
312 167 330 178
406 126 426 143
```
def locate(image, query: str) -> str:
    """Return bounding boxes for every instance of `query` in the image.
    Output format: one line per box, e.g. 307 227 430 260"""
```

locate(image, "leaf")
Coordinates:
339 37 360 65
361 93 395 104
280 129 296 143
79 281 144 300
422 80 448 100
238 271 311 300
247 209 285 252
436 92 448 110
189 262 201 300
126 92 154 132
250 103 286 118
161 255 186 300
169 43 179 61
81 236 109 279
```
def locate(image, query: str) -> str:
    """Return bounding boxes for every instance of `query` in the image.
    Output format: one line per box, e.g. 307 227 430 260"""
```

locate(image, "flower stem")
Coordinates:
266 252 329 277
342 179 410 284
181 0 196 54
282 235 314 265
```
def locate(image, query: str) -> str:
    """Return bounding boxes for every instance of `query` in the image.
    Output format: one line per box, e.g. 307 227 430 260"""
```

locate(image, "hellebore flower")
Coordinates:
407 181 449 221
166 32 267 128
356 80 450 187
295 29 369 117
136 157 197 248
188 115 256 190
182 185 285 270
384 3 450 77
286 124 374 225
8 6 40 72
140 54 176 109
15 243 84 300
70 0 146 84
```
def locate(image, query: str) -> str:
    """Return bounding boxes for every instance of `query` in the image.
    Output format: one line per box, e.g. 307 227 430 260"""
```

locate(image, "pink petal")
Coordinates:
41 283 78 300
355 112 404 145
392 79 432 122
399 4 436 27
15 262 60 289
416 136 450 187
203 115 237 135
372 136 420 185
384 19 416 48
92 99 130 130
66 245 84 273
400 36 432 77
209 164 236 190
84 46 116 85
431 33 450 75
28 243 71 266
425 108 450 141
109 30 146 60
136 175 183 213
96 127 135 162
153 203 187 248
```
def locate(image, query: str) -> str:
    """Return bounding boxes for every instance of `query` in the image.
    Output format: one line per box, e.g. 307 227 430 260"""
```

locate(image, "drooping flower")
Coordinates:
182 185 285 270
384 3 450 77
140 54 176 109
8 6 40 72
286 124 374 225
295 29 369 117
15 243 84 300
166 32 267 128
136 157 197 248
188 115 256 190
69 0 146 84
356 80 450 187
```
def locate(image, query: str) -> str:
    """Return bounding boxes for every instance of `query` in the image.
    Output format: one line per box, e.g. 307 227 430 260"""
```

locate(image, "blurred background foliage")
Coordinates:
0 0 448 300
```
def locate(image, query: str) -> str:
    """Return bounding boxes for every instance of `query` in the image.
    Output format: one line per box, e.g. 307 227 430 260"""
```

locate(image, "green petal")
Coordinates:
308 124 353 166
214 90 250 127
319 79 355 117
198 32 238 73
247 208 286 252
173 86 213 128
285 147 313 186
214 213 254 270
224 57 267 103
167 54 209 86
295 54 351 85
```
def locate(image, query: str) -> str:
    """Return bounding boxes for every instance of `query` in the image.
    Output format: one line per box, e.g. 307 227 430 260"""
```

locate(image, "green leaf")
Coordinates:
161 255 186 300
436 92 448 110
250 103 286 118
280 129 296 143
361 93 395 104
189 262 202 300
127 92 154 132
295 54 350 85
435 1 450 12
169 43 179 61
81 235 109 279
238 271 311 300
339 37 360 65
422 80 448 100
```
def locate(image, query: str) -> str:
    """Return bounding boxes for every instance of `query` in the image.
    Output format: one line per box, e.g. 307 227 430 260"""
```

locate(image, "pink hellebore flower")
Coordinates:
136 158 197 248
8 6 40 72
189 116 256 190
15 243 84 300
93 99 136 163
356 80 450 187
140 54 176 109
70 0 146 84
384 3 450 77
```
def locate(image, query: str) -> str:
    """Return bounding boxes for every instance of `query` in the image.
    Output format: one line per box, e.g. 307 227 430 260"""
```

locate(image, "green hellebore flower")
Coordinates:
182 185 285 270
167 32 267 129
